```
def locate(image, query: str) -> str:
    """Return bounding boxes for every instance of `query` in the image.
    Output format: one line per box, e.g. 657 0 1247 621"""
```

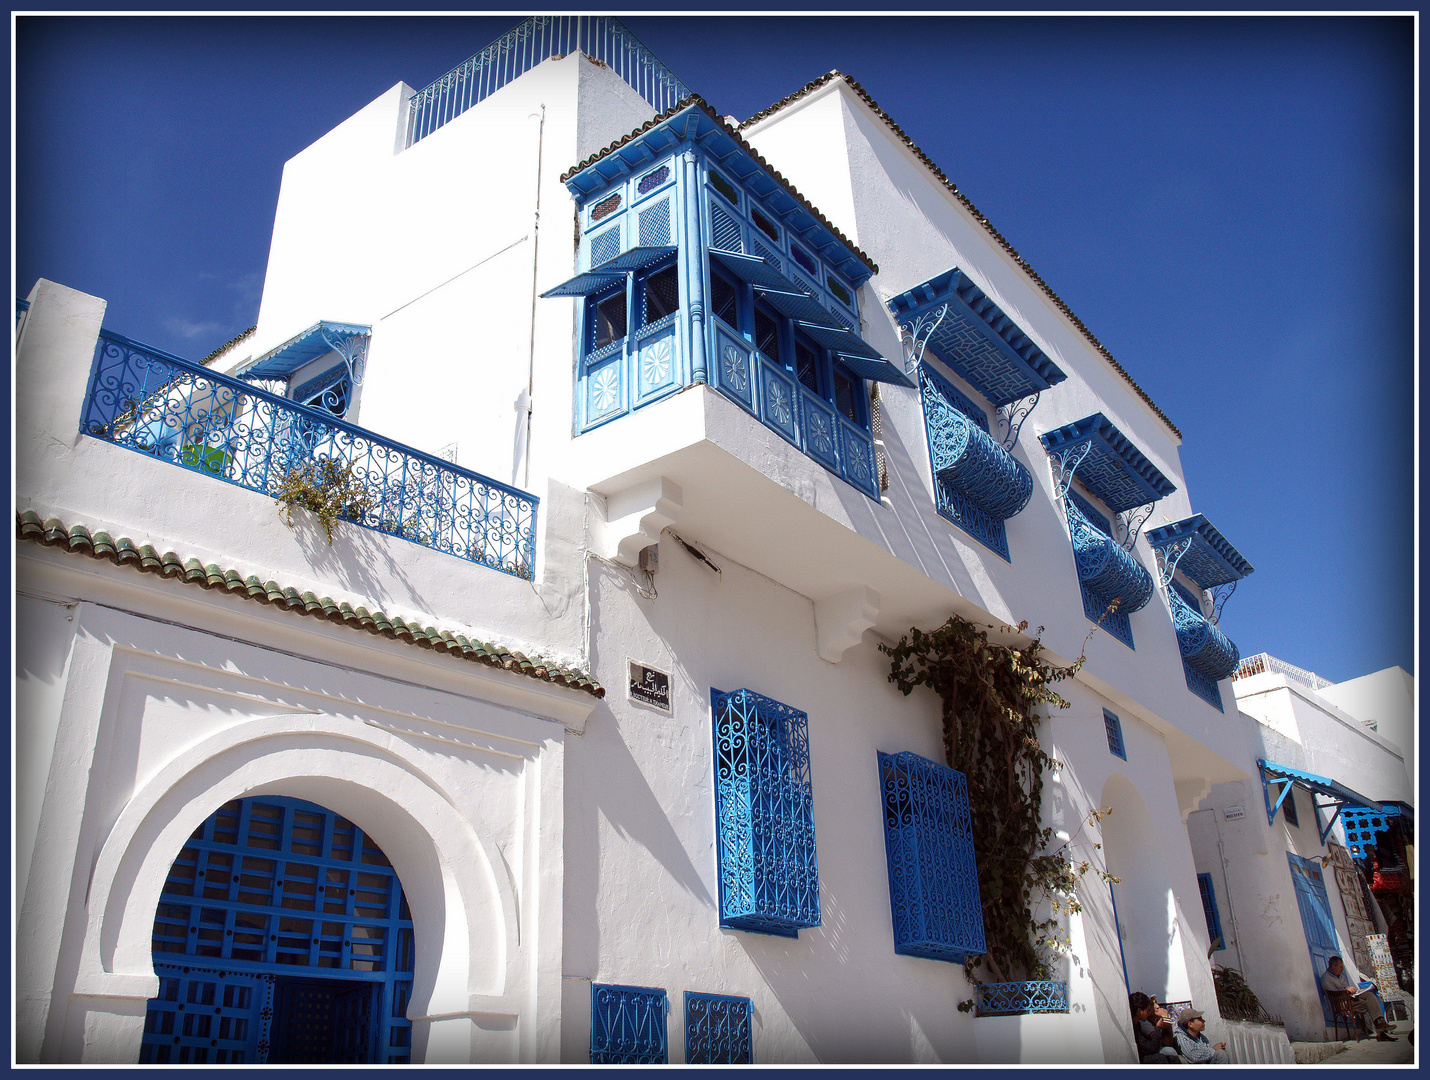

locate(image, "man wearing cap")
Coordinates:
1320 955 1396 1041
1172 1008 1229 1063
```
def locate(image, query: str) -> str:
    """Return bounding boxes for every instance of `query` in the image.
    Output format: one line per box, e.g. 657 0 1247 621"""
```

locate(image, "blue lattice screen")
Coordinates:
140 795 414 1064
684 992 753 1064
712 688 821 937
1103 709 1127 760
590 984 668 1064
1340 806 1397 858
1197 873 1224 950
877 751 986 963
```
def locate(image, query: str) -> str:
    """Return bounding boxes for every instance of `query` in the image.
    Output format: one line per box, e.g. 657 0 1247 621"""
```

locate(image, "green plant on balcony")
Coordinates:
275 458 373 544
883 611 1118 998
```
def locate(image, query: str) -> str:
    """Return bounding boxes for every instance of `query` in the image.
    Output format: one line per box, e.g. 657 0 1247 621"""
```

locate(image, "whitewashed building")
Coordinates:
18 16 1285 1065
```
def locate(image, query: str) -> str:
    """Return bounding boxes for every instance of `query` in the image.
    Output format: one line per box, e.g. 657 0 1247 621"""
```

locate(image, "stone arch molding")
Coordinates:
78 714 515 1024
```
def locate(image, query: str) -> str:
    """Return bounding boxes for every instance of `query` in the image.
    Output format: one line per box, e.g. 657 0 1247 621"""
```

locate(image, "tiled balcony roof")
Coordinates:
16 510 604 699
741 71 1181 440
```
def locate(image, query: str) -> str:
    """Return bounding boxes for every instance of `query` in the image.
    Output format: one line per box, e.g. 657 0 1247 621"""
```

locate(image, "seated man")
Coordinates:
1320 955 1396 1041
1171 1008 1228 1064
1129 992 1180 1063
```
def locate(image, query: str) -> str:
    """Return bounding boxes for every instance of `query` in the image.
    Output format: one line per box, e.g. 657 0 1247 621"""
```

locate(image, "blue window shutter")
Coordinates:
590 984 668 1064
712 688 821 936
877 751 986 962
1198 873 1224 951
683 992 752 1064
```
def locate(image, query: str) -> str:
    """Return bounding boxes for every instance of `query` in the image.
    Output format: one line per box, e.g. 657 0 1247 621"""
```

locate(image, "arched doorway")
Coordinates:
138 795 415 1064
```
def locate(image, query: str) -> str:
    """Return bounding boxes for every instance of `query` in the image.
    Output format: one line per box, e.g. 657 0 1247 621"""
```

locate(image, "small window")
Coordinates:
637 165 669 195
709 265 739 327
592 290 627 350
754 304 782 365
751 206 780 243
1104 708 1126 760
794 336 822 395
832 366 859 424
1282 788 1300 827
642 264 679 325
684 992 752 1065
592 193 622 222
710 170 739 206
790 244 818 276
828 276 852 306
1197 873 1224 951
590 984 667 1064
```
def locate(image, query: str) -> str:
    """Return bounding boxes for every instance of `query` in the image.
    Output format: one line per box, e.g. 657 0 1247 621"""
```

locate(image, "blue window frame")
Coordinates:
711 688 820 937
590 983 668 1064
877 751 986 963
1197 873 1225 951
1281 786 1300 827
916 363 1033 560
683 992 752 1064
1103 708 1127 760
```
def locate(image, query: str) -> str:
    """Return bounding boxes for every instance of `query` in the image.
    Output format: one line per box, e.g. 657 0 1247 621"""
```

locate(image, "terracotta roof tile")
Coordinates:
16 510 605 699
741 72 1180 439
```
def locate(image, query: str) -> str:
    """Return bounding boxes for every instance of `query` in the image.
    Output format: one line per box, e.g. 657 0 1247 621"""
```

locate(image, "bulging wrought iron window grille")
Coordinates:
590 984 668 1064
877 751 987 963
1103 708 1127 760
1064 489 1149 649
683 992 752 1064
712 688 821 937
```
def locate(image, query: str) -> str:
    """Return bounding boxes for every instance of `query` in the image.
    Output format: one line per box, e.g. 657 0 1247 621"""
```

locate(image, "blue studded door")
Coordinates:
139 796 415 1064
1288 852 1339 1024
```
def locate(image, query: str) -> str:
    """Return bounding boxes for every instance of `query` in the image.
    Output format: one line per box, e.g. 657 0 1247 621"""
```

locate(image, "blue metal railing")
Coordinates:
81 329 538 578
405 15 689 148
975 981 1069 1017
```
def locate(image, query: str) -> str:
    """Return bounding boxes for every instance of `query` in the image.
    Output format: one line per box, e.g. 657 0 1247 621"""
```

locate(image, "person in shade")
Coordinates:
1320 955 1397 1041
1129 992 1180 1063
1171 1008 1228 1064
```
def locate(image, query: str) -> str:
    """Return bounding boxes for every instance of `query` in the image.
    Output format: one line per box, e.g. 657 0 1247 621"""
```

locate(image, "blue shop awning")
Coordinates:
1258 759 1386 844
239 321 371 380
1146 515 1254 587
1039 413 1176 513
886 266 1066 406
540 245 677 298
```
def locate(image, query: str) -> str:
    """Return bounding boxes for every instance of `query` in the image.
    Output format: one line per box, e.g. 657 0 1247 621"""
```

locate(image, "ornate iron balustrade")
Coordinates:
1231 652 1331 690
684 992 752 1064
712 688 821 937
1066 497 1154 614
81 329 537 578
405 16 690 148
590 984 668 1064
1169 590 1239 681
975 981 1069 1017
878 751 986 963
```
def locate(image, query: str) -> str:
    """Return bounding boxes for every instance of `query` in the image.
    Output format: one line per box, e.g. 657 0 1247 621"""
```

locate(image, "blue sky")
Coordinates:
14 14 1415 684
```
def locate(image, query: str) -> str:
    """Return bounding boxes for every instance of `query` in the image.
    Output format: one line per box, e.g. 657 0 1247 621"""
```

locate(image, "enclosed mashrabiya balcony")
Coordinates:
80 324 537 577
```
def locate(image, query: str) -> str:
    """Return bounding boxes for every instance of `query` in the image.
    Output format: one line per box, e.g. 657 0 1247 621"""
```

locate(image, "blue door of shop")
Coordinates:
1287 852 1338 1023
138 795 415 1063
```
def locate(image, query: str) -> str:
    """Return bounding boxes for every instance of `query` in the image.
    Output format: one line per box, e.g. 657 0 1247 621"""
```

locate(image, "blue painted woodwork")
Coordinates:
81 329 538 578
1040 413 1176 513
1064 490 1153 648
887 267 1067 406
1282 786 1301 827
1109 883 1131 991
1145 514 1254 589
1288 853 1340 1023
590 984 668 1064
684 992 753 1064
238 320 370 384
1258 759 1384 849
918 363 1031 560
877 751 986 964
711 688 821 937
1339 806 1401 859
405 17 689 147
975 981 1069 1016
1198 873 1225 951
140 796 413 1064
1103 708 1127 760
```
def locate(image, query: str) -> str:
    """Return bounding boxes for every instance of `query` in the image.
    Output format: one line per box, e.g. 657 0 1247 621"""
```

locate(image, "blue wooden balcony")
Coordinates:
80 329 538 578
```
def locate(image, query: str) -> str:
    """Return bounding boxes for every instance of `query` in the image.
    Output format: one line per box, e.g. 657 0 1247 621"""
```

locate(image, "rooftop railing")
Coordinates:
1231 652 1331 690
404 15 689 148
81 329 537 578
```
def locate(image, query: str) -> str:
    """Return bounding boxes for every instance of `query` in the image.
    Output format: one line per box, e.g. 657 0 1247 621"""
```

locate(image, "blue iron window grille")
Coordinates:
140 795 414 1064
711 687 821 937
916 362 1032 560
877 751 986 963
1064 490 1150 648
1104 708 1127 760
684 992 752 1064
1197 873 1225 951
974 981 1069 1016
81 328 538 577
590 984 668 1064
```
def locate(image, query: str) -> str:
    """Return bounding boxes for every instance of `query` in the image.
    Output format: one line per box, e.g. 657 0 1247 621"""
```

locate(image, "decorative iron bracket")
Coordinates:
1153 535 1193 591
995 392 1039 451
1047 441 1092 504
1209 581 1237 626
1261 773 1297 825
1116 501 1155 552
321 327 370 387
897 303 948 375
240 374 290 397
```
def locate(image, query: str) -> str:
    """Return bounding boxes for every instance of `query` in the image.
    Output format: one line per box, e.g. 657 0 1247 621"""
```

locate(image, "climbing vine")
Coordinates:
881 613 1117 989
